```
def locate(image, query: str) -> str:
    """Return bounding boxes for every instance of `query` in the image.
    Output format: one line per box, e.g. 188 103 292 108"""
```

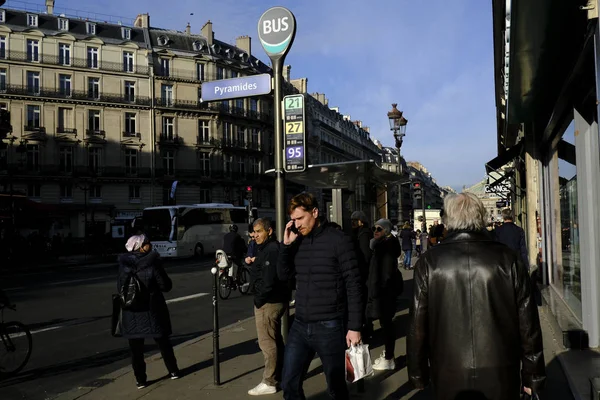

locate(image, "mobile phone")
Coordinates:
290 222 299 234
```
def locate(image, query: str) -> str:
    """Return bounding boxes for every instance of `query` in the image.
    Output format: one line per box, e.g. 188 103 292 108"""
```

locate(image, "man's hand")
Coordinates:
284 220 299 245
346 330 361 347
244 256 255 265
524 387 532 396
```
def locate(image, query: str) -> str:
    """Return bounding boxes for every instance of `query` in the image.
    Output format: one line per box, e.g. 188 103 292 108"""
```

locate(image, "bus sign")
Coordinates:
283 94 306 173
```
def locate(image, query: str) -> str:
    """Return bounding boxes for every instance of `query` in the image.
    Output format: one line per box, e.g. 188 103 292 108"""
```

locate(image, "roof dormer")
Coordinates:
0 10 6 24
58 17 69 31
86 21 96 35
27 14 38 27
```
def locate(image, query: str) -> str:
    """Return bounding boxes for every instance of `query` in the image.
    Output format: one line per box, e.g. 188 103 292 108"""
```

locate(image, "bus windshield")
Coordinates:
143 208 175 241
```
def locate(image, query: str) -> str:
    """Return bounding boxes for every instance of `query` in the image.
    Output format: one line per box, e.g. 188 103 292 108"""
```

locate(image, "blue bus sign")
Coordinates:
200 73 272 102
283 94 306 173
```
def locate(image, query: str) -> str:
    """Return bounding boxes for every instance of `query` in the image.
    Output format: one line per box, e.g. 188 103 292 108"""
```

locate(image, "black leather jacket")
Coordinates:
407 230 545 400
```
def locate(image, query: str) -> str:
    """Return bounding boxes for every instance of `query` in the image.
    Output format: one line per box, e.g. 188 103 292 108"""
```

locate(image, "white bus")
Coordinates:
140 203 258 258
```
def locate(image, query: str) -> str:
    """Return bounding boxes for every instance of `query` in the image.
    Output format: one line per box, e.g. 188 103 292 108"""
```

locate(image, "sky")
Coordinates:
17 0 498 191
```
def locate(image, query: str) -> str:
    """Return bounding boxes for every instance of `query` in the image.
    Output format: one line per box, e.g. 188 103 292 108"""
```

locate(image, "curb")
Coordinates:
53 315 258 400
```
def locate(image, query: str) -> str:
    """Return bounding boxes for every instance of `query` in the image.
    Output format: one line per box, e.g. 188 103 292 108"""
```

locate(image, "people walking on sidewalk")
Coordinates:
494 208 530 269
351 210 373 341
415 229 422 256
278 192 363 400
366 218 403 371
248 218 289 396
407 193 545 400
117 234 180 390
399 222 415 269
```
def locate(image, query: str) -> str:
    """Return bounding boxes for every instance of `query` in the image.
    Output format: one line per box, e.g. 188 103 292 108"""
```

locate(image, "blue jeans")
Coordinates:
404 250 412 267
281 319 348 400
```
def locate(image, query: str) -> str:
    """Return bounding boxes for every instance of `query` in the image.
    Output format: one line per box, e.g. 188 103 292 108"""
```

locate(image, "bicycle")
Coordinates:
0 302 33 378
218 262 251 300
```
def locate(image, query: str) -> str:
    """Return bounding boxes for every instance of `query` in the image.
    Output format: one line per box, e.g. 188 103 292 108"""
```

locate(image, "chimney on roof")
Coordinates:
46 0 55 15
185 22 191 35
134 13 150 28
235 35 251 56
283 65 291 82
201 20 213 45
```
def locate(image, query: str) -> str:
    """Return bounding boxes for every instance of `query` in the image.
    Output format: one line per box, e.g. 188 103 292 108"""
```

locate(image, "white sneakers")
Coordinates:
248 382 277 396
372 352 396 371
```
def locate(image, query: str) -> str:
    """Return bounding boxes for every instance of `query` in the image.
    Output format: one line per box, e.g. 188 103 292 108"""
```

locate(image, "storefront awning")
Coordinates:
485 142 523 174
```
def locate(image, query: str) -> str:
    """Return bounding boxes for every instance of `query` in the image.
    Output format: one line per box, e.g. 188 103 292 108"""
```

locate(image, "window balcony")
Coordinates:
123 131 141 138
159 133 182 146
57 127 77 134
2 84 151 106
86 129 105 137
23 125 45 133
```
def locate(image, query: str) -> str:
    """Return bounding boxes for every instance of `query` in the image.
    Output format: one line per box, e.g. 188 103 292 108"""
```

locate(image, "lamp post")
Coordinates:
388 104 408 224
75 180 91 261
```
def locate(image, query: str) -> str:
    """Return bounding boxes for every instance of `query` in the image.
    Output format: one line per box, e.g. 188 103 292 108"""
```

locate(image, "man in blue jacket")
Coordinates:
278 192 363 400
494 209 530 269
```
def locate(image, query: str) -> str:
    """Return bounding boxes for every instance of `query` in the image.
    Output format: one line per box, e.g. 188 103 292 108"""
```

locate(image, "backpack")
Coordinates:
120 269 150 311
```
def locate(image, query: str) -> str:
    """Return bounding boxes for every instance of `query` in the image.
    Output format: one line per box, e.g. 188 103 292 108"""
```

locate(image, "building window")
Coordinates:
198 120 210 144
86 22 96 35
217 67 224 80
88 110 101 133
0 36 6 59
87 47 99 68
251 158 259 175
27 39 39 62
58 18 69 31
59 146 73 173
26 105 40 128
236 126 244 145
125 112 136 135
88 147 102 173
0 10 5 23
58 43 70 65
0 68 6 91
160 58 170 76
199 188 210 203
162 116 174 139
123 51 134 72
129 185 140 203
221 100 229 112
223 122 232 144
121 27 131 40
197 63 205 81
235 99 244 113
238 156 245 175
125 149 137 175
27 14 38 27
26 144 39 171
163 150 175 176
199 152 210 177
60 184 73 200
251 128 260 147
57 107 74 133
124 81 135 101
161 84 173 106
88 77 99 99
90 185 102 199
224 155 232 175
27 184 41 198
59 74 71 97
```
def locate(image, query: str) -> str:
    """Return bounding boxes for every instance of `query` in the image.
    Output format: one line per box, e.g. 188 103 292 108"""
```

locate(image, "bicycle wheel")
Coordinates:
218 274 232 300
238 267 250 295
0 321 32 376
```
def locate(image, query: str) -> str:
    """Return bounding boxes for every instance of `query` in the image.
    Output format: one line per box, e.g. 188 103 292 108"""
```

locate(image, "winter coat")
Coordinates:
117 251 173 339
494 222 530 268
407 230 545 400
278 218 364 331
222 232 247 260
352 225 373 284
399 228 416 251
252 236 289 308
366 235 402 320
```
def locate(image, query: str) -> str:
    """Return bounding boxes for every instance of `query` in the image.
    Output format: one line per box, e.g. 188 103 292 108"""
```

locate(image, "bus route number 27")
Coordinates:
285 121 303 134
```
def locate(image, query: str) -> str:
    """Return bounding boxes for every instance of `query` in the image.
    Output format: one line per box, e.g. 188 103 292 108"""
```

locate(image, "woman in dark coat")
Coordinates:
118 234 180 389
366 219 402 371
399 223 416 269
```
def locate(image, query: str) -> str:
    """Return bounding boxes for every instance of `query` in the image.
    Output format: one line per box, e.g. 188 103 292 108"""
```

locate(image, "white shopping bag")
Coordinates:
345 344 374 383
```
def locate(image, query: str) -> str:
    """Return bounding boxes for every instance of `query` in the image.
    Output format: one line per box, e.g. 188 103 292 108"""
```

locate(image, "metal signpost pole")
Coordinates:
258 7 297 344
211 266 220 385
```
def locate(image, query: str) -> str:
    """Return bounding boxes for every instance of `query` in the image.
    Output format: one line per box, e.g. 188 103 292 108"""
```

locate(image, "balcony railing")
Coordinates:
154 69 231 83
23 125 45 133
86 129 105 137
0 50 150 75
57 127 77 134
159 133 182 145
123 131 141 138
154 97 271 121
2 84 152 106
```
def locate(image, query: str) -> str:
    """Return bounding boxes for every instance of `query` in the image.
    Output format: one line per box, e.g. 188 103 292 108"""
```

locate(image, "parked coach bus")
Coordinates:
138 203 258 259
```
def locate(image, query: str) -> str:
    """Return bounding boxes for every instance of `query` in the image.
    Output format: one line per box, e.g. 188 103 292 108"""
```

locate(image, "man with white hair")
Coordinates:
407 192 545 400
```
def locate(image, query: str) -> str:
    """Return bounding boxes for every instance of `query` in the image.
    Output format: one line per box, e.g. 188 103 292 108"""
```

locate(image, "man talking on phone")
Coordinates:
278 192 363 400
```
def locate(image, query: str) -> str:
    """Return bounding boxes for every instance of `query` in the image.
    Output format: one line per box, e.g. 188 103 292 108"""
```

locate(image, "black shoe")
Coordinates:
170 372 181 380
136 381 147 389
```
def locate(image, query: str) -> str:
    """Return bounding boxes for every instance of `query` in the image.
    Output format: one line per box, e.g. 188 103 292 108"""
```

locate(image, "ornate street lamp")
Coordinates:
387 103 408 224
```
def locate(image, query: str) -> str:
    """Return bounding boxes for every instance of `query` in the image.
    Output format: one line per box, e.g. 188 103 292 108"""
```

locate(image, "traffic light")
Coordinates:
412 181 422 201
245 185 253 201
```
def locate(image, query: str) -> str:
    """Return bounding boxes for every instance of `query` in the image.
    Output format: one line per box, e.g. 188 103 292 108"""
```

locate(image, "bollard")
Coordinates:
211 266 220 385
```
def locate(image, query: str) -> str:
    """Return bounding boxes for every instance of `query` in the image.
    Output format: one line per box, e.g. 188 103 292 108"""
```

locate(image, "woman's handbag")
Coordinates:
111 294 123 337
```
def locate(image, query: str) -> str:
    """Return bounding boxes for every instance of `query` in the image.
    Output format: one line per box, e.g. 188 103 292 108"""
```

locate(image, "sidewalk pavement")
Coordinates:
54 269 574 400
